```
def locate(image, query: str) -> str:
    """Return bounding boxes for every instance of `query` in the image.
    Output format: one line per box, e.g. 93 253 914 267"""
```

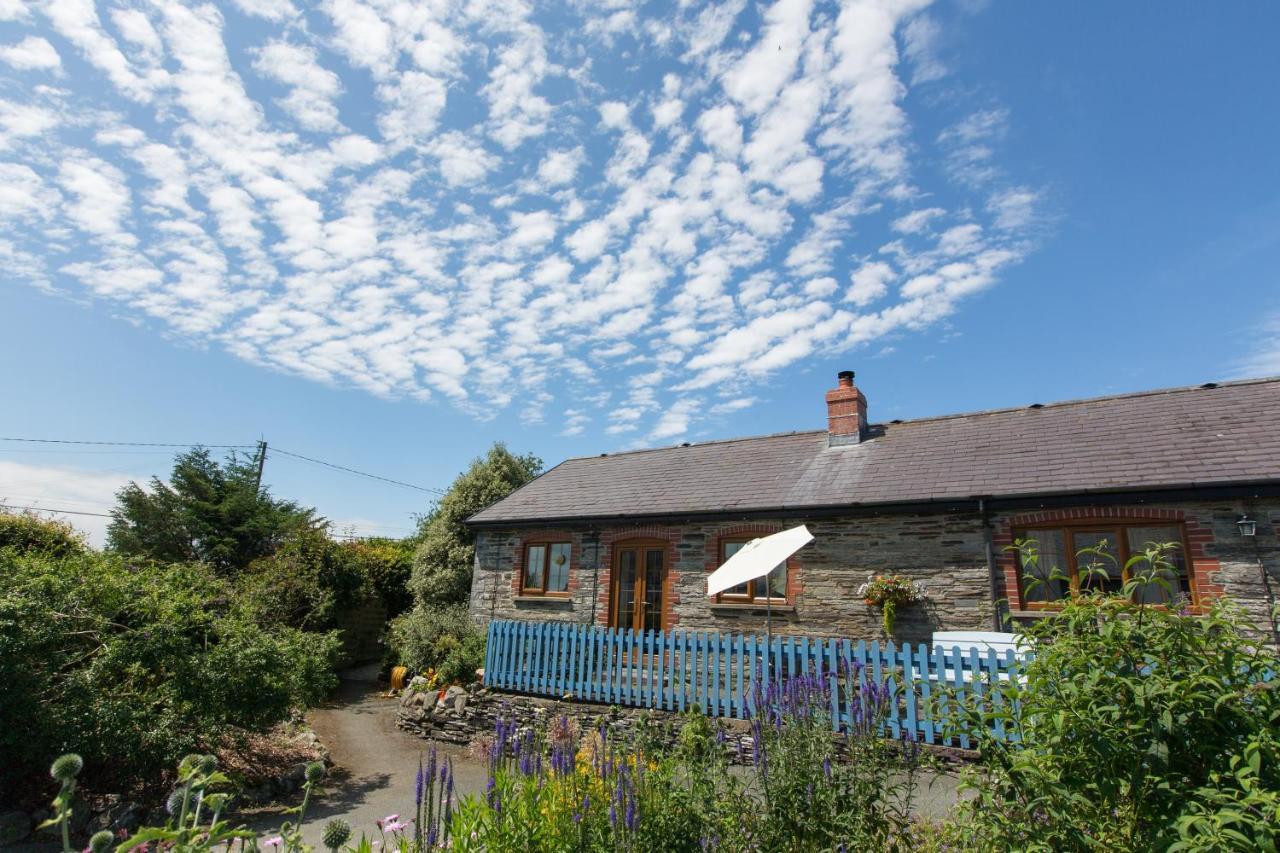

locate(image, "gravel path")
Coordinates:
250 666 488 848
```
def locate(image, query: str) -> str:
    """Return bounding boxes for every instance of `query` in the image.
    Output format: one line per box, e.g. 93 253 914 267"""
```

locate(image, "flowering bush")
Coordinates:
857 574 924 634
940 539 1280 851
38 664 924 852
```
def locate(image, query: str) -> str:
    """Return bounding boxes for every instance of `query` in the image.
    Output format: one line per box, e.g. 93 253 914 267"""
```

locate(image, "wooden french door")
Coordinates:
610 541 666 632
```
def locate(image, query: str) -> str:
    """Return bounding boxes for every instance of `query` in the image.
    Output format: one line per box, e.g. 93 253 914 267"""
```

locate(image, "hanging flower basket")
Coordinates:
857 574 924 635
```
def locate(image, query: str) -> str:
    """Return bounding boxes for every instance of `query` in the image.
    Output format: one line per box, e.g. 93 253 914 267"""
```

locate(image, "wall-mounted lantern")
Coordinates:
1237 514 1258 537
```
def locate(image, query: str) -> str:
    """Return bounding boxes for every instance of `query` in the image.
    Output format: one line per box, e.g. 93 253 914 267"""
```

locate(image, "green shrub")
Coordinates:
0 511 85 557
945 560 1280 851
388 603 485 685
0 547 339 793
239 527 370 630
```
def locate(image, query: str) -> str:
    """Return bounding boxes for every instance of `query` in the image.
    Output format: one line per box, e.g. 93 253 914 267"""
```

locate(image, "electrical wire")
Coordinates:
0 502 112 518
1 438 256 448
1 436 447 499
268 446 446 495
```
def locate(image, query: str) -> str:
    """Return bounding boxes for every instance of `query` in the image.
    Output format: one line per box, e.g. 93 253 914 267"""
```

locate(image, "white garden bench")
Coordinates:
927 631 1027 684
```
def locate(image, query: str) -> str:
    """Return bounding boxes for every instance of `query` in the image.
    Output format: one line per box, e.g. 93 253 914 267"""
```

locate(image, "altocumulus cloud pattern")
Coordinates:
0 0 1039 440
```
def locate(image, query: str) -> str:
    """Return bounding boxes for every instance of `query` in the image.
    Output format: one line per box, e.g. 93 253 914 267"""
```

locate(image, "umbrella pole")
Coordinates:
765 584 773 683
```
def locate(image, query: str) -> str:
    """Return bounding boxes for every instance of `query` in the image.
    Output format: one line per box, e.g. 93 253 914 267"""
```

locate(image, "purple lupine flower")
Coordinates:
823 757 831 780
609 803 618 828
415 756 425 807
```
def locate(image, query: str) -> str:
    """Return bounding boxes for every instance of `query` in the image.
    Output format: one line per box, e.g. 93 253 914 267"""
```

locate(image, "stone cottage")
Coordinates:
466 373 1280 645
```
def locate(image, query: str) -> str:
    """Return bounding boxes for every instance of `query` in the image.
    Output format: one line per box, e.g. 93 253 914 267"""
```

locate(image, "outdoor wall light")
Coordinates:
1236 514 1257 537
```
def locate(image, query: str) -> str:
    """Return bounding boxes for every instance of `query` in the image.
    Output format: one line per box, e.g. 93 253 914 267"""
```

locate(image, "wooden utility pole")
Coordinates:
254 440 267 492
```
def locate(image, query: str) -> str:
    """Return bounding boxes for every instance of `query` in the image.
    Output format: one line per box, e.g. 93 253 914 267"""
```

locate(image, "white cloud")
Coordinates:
0 36 62 72
1232 312 1280 379
987 186 1039 231
537 146 585 186
902 14 945 84
3 0 1042 443
892 206 945 234
253 40 345 132
848 260 895 306
0 460 141 547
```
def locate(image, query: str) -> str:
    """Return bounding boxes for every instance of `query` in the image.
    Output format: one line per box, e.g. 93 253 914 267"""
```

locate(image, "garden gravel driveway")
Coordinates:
251 665 489 848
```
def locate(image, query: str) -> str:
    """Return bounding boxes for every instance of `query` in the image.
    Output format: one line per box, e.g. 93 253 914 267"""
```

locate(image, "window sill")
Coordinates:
709 603 796 615
514 595 573 605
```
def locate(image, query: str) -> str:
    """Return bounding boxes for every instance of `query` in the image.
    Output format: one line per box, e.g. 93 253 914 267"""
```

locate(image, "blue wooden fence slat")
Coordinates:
480 619 1025 746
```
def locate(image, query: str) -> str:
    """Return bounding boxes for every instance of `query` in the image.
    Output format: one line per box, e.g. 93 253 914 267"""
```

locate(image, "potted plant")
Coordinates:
857 574 924 635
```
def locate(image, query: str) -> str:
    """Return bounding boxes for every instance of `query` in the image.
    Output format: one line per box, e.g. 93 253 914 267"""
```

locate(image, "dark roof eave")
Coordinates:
465 479 1280 529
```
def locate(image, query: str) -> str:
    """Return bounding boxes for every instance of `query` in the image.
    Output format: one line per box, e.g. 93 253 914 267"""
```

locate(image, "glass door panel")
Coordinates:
642 548 664 632
614 550 638 630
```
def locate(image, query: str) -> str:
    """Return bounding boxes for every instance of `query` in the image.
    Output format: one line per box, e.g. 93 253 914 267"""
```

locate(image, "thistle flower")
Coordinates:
305 761 326 784
165 788 185 817
88 830 114 853
322 819 351 851
198 754 217 775
50 753 83 783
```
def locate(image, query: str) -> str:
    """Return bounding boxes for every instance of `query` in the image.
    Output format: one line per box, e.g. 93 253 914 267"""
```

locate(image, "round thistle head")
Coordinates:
178 754 203 775
198 754 217 775
50 753 83 783
205 793 230 812
88 830 115 853
165 787 185 816
322 819 351 850
305 761 325 784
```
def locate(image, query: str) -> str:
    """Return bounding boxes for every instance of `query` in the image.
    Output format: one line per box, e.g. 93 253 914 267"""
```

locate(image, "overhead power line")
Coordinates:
269 446 446 495
1 437 256 449
0 436 446 496
0 502 113 518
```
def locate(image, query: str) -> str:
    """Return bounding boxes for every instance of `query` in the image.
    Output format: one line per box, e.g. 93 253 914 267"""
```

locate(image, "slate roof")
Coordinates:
470 377 1280 525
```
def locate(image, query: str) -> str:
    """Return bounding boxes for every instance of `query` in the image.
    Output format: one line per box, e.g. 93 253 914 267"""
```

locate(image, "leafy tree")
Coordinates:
107 447 319 574
0 545 338 793
408 443 541 606
0 510 85 557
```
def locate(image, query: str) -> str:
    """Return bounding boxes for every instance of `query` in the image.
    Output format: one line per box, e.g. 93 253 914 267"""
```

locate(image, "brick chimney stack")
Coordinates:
826 370 868 446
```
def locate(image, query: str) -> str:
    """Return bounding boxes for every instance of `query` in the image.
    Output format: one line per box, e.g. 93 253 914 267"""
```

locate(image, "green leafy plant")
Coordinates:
857 574 923 634
387 603 485 685
0 542 339 793
408 443 541 607
943 539 1280 852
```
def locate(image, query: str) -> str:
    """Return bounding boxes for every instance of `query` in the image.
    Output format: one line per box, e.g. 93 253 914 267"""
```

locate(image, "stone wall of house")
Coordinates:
468 510 994 646
469 497 1280 644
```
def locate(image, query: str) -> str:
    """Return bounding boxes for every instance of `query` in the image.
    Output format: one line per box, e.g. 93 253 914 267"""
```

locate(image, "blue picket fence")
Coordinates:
483 619 1025 747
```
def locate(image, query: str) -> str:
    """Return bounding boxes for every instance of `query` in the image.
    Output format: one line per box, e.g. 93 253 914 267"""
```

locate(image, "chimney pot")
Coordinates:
826 370 868 446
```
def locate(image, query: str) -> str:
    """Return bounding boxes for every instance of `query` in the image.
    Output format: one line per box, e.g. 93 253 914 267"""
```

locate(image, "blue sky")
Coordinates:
2 1 1279 544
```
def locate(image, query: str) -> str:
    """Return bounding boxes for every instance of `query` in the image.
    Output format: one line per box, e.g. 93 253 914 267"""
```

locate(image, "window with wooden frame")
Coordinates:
1014 520 1192 608
521 541 571 595
716 537 788 603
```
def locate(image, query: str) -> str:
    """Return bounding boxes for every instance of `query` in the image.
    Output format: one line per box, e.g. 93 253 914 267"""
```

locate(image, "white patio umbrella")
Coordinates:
706 524 813 679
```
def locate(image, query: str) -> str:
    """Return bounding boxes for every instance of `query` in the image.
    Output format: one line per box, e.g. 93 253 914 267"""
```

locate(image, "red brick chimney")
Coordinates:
826 370 867 446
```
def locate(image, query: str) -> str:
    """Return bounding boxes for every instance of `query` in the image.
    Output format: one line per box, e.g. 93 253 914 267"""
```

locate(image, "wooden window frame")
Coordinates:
521 540 572 596
1014 518 1194 610
608 538 668 632
715 536 789 604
